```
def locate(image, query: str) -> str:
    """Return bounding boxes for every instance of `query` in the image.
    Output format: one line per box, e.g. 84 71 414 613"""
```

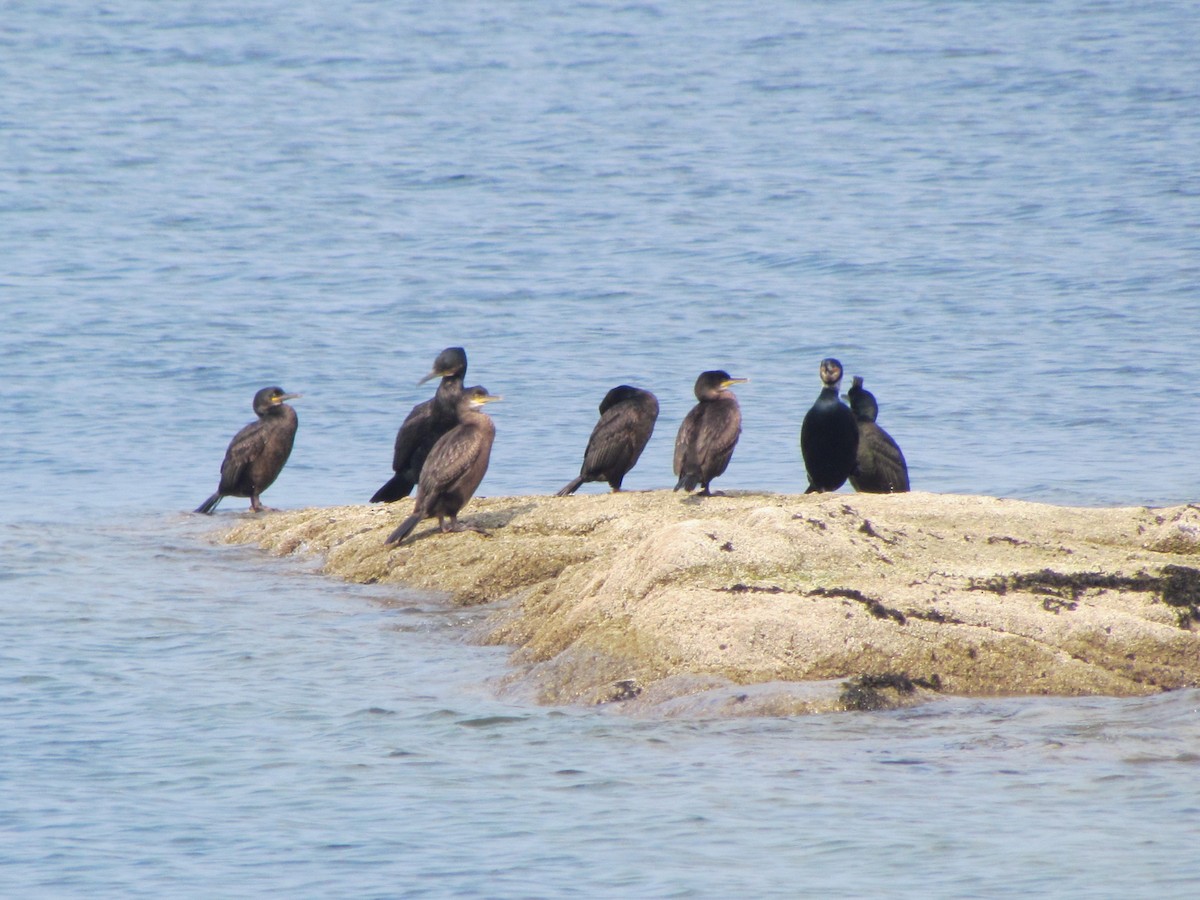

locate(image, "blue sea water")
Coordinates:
3 1 1200 896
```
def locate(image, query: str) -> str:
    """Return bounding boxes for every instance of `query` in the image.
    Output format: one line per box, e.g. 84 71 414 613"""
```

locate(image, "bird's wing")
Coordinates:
864 426 910 491
392 398 435 470
418 424 490 494
673 406 700 476
217 419 270 492
584 405 641 473
695 404 740 466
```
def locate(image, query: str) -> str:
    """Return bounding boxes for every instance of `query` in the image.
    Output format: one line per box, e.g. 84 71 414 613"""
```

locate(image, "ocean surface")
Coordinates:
3 0 1200 896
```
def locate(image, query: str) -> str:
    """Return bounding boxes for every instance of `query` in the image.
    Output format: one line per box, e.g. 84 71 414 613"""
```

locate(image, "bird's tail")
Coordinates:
385 512 423 546
371 474 414 504
555 476 585 497
674 472 697 493
195 492 223 514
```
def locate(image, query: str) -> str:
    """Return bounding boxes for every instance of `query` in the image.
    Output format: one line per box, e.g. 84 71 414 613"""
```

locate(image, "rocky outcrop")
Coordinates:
219 491 1200 715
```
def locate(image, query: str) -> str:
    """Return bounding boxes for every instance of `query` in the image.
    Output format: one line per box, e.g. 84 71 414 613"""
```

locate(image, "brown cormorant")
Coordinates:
673 371 747 496
556 385 659 496
195 386 301 514
800 358 859 493
847 376 910 493
385 386 500 545
371 347 467 503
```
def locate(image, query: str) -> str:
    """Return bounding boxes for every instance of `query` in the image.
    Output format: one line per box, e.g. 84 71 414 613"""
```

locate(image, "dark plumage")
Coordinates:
371 347 468 503
556 385 659 496
800 358 859 493
385 386 500 545
847 376 910 493
673 370 747 496
195 386 300 514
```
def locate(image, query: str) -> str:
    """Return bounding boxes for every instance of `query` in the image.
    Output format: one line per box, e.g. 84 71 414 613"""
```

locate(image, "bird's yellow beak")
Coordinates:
417 368 454 386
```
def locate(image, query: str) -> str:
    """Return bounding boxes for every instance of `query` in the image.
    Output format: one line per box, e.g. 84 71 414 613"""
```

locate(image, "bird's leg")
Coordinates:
250 492 264 512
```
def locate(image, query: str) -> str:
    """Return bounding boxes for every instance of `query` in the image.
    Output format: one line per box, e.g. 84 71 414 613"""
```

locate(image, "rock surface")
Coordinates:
219 491 1200 715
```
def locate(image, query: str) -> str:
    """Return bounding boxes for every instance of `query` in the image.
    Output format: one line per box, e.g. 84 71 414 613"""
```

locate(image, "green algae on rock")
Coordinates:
217 492 1200 715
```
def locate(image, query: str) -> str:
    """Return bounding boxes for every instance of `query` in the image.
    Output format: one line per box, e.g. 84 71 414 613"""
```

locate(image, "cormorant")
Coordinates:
195 386 301 514
385 386 500 545
556 385 659 496
800 358 859 493
847 376 910 493
371 347 467 503
673 370 747 496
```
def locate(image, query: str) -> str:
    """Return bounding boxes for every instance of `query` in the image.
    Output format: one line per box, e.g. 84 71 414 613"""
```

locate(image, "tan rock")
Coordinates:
218 491 1200 714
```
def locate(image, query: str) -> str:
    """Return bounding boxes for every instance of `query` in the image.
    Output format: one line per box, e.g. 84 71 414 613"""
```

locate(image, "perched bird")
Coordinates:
673 370 748 496
800 358 859 493
847 376 910 493
371 347 468 503
556 385 659 496
385 386 501 545
195 386 301 514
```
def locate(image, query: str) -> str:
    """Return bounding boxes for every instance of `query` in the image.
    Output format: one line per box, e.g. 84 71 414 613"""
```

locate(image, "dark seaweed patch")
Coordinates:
792 515 827 530
718 583 785 594
970 566 1200 629
907 608 966 625
604 679 642 703
1161 565 1200 627
1042 597 1079 614
840 672 942 711
809 587 907 624
858 519 897 544
987 535 1028 546
970 569 1160 599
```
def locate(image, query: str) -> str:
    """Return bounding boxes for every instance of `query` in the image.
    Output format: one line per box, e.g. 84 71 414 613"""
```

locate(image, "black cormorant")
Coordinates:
847 376 910 493
371 347 467 503
800 358 859 493
195 386 301 514
556 385 659 496
385 386 500 545
673 370 747 496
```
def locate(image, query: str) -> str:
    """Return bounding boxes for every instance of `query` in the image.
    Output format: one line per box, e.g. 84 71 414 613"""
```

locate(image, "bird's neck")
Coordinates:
459 409 494 431
437 374 464 395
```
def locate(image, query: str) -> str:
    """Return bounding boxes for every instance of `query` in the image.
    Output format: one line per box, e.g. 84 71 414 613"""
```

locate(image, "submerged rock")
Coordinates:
219 492 1200 714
